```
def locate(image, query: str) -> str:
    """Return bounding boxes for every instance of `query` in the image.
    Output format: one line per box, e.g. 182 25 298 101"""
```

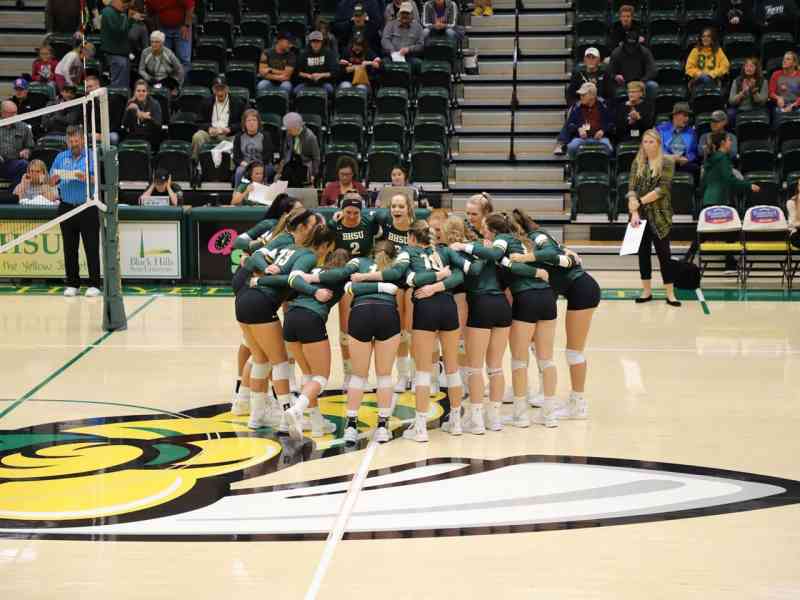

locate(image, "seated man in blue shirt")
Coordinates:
50 125 102 298
656 102 699 178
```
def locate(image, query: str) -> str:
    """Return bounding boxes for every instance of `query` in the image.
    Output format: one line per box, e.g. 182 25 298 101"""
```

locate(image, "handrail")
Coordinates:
509 0 521 162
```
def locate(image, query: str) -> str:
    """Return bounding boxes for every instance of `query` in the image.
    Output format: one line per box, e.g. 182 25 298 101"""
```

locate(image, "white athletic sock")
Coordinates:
238 385 251 401
250 391 267 414
570 391 584 402
397 357 411 377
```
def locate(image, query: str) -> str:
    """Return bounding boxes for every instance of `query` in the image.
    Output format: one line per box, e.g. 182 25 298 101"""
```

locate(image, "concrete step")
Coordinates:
0 80 12 98
462 59 570 82
0 10 46 29
456 109 565 133
466 13 570 33
452 192 567 214
451 163 565 187
454 136 564 161
467 35 570 57
6 32 44 52
459 83 564 106
0 56 35 78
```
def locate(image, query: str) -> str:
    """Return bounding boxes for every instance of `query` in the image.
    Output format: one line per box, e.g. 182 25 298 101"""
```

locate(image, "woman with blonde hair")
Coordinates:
14 159 59 205
464 192 493 239
628 129 680 306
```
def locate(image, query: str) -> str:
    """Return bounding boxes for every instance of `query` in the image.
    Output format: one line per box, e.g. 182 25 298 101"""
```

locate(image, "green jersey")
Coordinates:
243 244 317 303
244 232 296 273
341 255 410 305
509 230 585 296
233 218 278 252
467 234 549 293
405 245 466 293
286 264 352 321
371 208 430 251
328 214 380 258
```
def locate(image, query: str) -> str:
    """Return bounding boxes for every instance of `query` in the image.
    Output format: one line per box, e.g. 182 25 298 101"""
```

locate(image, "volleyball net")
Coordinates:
0 87 127 331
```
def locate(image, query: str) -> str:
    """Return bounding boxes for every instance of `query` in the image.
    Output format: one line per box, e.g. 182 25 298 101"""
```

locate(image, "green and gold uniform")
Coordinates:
466 234 549 293
233 218 278 252
371 208 431 251
327 214 380 258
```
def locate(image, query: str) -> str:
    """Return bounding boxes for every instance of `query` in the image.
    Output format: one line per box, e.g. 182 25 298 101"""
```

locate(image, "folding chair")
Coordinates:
696 205 744 282
741 205 791 288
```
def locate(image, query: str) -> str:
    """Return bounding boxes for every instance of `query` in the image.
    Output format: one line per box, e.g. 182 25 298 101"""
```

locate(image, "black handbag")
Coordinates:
671 259 702 290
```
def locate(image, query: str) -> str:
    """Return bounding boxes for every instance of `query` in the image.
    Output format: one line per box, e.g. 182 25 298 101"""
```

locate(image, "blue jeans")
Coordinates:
294 82 334 97
257 79 293 94
162 26 192 72
0 159 27 186
423 27 458 42
338 81 369 93
108 54 130 89
567 137 613 158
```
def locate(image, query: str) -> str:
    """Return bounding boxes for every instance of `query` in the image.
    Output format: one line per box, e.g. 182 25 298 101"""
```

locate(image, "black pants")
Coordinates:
638 224 674 285
58 202 102 289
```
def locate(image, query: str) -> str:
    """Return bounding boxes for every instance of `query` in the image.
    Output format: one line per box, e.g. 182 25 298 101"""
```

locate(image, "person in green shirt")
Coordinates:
508 209 600 421
701 132 760 207
101 0 134 89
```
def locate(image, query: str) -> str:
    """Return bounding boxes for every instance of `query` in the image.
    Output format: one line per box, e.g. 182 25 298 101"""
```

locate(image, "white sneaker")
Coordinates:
394 376 410 393
485 404 503 431
402 416 428 442
466 406 485 435
63 286 79 297
560 395 588 420
311 417 336 438
528 391 544 408
231 396 250 416
344 425 358 445
247 409 269 429
441 407 462 436
511 399 530 428
266 401 283 427
284 405 304 439
374 425 390 443
533 398 558 428
277 411 290 434
85 286 101 297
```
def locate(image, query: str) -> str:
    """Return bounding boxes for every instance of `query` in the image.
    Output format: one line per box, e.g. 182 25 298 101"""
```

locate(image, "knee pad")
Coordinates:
486 367 503 378
348 375 366 390
312 375 328 390
272 361 291 380
462 366 480 379
241 336 250 350
339 333 349 347
376 375 393 390
511 359 529 371
565 349 586 366
414 371 431 387
539 359 556 371
250 361 271 379
446 371 462 388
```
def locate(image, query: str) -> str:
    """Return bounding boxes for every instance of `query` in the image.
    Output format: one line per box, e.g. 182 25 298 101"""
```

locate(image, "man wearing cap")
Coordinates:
101 0 133 89
279 112 321 187
384 0 420 25
608 31 658 101
191 75 246 160
555 82 614 157
9 79 33 115
699 110 739 161
657 102 699 177
344 4 381 55
139 168 183 205
296 31 338 97
615 80 654 142
257 32 297 94
566 47 609 105
335 0 384 39
0 100 34 187
381 3 424 71
422 0 460 43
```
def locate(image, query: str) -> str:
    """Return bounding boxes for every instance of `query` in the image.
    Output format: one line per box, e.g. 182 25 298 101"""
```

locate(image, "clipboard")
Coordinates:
619 220 647 256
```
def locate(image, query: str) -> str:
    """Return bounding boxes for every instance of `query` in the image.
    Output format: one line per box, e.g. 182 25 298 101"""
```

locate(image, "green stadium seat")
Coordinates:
574 11 608 38
723 33 757 61
229 86 251 106
187 60 220 88
647 10 679 37
417 87 450 122
195 36 228 66
226 61 257 95
26 83 55 111
671 171 696 217
740 140 776 175
294 87 328 123
780 140 800 181
233 36 265 63
178 86 212 115
260 112 284 149
203 13 235 47
380 62 411 90
745 172 781 210
761 32 794 72
372 113 406 151
199 141 233 182
156 140 193 182
572 172 611 221
423 36 457 65
256 88 289 115
107 87 130 133
418 60 452 91
118 139 151 182
649 35 683 61
615 140 639 177
375 87 409 120
300 113 325 151
330 114 364 152
655 85 687 116
334 87 368 119
655 59 685 87
573 142 611 177
31 137 67 170
776 113 800 147
277 14 308 44
48 34 74 60
240 13 272 39
149 86 171 125
367 142 403 185
685 10 715 36
413 113 447 147
410 141 446 186
168 112 200 143
324 141 359 182
735 111 771 144
691 87 724 116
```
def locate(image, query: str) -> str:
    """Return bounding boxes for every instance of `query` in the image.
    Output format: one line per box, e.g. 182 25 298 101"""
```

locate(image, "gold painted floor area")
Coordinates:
0 276 799 599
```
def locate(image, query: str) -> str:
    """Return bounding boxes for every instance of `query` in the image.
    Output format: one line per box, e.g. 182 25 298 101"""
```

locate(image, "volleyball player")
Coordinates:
464 192 493 239
509 209 600 419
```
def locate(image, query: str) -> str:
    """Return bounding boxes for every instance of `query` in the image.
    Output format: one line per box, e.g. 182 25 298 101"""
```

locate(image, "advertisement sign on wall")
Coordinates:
196 221 253 281
0 220 89 278
119 222 181 279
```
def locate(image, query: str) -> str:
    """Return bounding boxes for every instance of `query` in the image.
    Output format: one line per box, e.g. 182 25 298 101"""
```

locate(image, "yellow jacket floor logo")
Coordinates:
0 390 445 529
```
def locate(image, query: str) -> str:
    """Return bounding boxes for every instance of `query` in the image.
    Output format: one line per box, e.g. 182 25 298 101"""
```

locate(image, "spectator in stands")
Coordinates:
315 17 341 61
719 0 753 34
55 42 95 91
380 163 419 204
42 85 83 134
755 0 797 34
13 159 60 205
139 30 184 94
9 79 33 114
728 57 768 127
51 125 102 298
321 156 367 205
473 0 492 17
422 0 459 43
128 0 150 65
0 100 34 187
342 5 381 55
295 31 338 98
701 132 758 206
608 32 658 101
381 3 424 71
278 112 321 187
788 181 800 248
122 80 163 148
769 51 800 124
191 76 245 160
685 28 729 93
233 109 275 186
385 0 420 24
553 82 613 157
339 35 381 92
616 81 654 143
83 74 120 146
32 45 60 90
102 0 134 89
699 110 739 161
609 5 644 50
335 0 384 40
139 168 183 205
146 0 194 72
46 0 82 35
257 33 296 95
656 102 698 178
566 47 608 105
627 129 680 306
231 160 268 206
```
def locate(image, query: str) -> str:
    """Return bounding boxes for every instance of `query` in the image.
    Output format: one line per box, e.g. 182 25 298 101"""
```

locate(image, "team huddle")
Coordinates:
229 191 601 445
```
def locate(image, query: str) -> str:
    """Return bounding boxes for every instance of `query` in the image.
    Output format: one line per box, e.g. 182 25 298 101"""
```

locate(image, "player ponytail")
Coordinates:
374 240 397 270
484 212 533 252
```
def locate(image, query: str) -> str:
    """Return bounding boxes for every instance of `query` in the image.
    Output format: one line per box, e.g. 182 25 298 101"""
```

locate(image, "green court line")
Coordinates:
0 296 159 423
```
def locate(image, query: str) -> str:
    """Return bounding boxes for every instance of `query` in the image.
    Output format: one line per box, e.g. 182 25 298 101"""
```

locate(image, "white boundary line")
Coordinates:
304 438 379 600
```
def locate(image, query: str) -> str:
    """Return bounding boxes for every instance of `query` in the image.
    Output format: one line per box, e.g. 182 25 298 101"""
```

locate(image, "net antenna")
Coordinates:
0 87 127 331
